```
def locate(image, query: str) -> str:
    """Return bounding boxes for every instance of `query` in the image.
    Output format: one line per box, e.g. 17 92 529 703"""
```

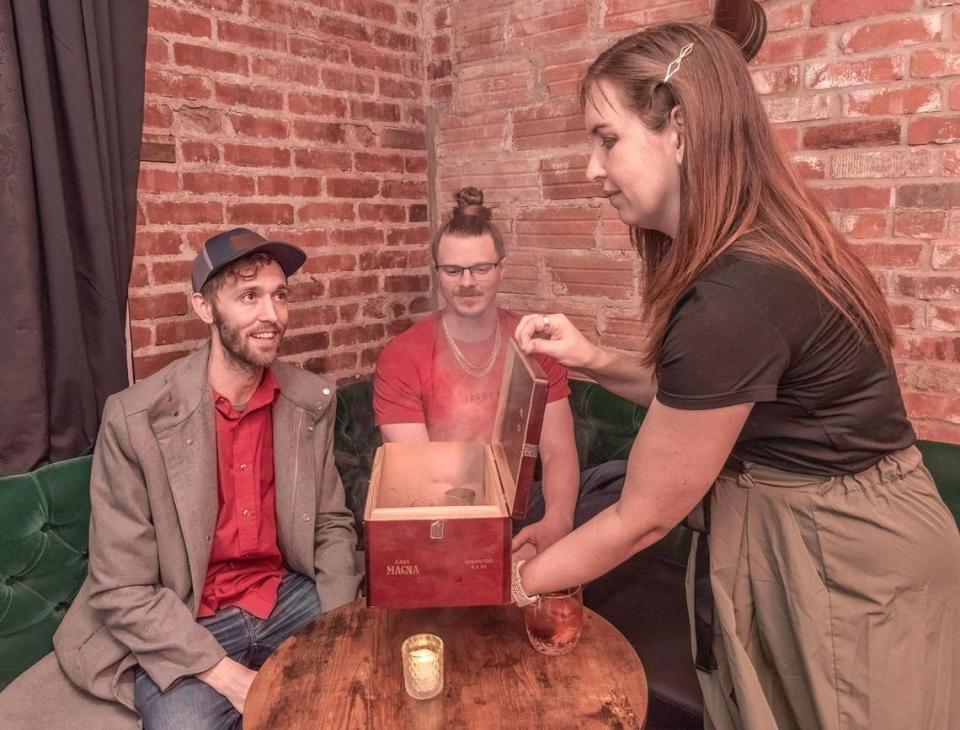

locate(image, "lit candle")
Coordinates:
410 649 438 682
402 634 444 700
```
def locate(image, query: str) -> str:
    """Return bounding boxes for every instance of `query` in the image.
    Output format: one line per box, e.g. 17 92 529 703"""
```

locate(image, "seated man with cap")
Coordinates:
52 228 362 728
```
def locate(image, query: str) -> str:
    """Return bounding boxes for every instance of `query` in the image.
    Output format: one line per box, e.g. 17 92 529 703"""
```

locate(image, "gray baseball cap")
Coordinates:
192 228 306 292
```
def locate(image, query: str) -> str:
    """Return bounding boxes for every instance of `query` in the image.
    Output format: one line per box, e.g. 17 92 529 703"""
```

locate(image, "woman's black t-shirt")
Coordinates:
656 252 916 476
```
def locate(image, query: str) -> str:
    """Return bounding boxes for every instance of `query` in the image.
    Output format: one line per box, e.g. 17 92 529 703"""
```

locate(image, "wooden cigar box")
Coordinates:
364 338 548 608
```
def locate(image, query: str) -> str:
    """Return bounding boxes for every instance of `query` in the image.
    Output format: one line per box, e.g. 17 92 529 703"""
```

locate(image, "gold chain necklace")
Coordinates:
440 311 502 378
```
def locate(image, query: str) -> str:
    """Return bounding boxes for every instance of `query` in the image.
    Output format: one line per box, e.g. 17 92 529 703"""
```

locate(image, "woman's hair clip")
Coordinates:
663 42 695 83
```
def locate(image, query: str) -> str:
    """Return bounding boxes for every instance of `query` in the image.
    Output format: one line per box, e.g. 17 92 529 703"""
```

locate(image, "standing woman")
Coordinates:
513 22 960 730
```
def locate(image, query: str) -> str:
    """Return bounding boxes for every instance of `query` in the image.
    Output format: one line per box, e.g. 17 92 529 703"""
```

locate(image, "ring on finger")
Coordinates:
542 315 551 328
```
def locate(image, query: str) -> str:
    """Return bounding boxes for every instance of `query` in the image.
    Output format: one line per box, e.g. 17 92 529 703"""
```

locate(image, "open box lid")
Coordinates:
491 338 549 519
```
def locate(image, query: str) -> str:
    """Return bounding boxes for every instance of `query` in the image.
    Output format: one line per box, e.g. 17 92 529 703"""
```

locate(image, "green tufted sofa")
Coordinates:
2 380 960 729
0 456 93 690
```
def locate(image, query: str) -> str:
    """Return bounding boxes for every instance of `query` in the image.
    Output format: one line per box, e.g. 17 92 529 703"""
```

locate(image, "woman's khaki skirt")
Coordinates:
687 446 960 730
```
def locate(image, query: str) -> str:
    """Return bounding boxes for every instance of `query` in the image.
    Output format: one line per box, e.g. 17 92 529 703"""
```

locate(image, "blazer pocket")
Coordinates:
54 600 127 696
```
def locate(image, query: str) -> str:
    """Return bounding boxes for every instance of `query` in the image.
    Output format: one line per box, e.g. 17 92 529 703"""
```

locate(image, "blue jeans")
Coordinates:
134 571 321 730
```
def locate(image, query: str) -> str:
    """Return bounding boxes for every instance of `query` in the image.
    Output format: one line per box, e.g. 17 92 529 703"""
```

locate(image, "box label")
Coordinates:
386 559 421 576
366 517 511 608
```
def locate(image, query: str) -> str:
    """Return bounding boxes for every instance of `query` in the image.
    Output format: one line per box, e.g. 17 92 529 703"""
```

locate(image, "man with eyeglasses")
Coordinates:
372 188 584 559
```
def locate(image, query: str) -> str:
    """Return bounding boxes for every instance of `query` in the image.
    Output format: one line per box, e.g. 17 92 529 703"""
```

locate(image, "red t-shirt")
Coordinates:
198 369 286 619
373 309 570 442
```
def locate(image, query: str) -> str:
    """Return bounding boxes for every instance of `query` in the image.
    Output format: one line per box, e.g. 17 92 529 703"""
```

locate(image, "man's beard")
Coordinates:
212 307 282 371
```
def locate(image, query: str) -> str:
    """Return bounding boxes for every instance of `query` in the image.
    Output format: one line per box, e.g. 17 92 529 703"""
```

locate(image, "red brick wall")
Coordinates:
134 0 430 382
426 0 960 442
133 0 960 441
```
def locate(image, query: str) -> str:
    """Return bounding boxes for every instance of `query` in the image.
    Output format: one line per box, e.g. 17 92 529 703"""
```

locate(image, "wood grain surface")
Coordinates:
244 599 647 729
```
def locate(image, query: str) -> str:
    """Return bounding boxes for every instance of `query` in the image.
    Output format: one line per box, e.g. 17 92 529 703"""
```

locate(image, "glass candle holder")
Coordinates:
401 633 444 700
523 585 583 656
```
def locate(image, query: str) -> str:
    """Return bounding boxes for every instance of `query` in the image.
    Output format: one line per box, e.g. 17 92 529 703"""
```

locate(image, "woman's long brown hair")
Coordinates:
581 22 894 369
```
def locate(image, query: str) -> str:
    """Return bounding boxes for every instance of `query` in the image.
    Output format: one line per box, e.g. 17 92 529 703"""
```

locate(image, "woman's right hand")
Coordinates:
514 313 602 370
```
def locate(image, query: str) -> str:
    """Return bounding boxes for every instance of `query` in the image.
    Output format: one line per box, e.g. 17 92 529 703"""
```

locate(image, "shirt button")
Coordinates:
186 438 193 445
322 387 330 396
302 513 311 522
241 509 250 517
240 464 248 471
204 534 211 542
307 426 314 432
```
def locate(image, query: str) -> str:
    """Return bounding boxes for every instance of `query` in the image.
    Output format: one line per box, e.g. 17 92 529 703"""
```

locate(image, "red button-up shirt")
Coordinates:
198 369 286 619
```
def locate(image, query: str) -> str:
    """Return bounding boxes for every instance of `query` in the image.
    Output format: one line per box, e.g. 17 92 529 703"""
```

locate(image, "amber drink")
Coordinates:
523 585 583 656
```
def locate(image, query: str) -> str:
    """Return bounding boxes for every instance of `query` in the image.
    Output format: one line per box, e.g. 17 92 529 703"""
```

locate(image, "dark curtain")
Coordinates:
0 0 148 475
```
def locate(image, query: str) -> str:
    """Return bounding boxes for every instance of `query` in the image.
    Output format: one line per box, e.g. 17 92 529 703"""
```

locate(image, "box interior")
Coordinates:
365 441 507 519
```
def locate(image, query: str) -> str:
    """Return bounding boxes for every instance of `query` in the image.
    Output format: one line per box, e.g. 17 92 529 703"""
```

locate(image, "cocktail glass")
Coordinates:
523 585 583 656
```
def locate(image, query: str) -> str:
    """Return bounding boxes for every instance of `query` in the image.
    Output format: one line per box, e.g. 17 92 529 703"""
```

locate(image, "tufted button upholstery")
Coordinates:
914 439 960 526
333 379 382 546
3 377 959 726
569 380 646 465
0 455 92 690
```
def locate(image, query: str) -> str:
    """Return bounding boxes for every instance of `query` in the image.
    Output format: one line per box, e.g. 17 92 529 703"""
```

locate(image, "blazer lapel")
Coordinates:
272 395 301 560
157 405 217 604
150 347 218 607
272 364 334 569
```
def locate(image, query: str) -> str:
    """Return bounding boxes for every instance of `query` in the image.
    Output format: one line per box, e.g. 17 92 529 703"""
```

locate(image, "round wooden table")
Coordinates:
244 599 648 729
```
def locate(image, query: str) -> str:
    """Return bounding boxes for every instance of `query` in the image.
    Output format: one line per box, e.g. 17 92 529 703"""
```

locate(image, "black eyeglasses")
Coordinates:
435 260 502 278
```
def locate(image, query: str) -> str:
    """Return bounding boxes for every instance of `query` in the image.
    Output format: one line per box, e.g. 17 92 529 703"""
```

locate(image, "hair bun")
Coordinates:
452 187 491 220
454 187 484 208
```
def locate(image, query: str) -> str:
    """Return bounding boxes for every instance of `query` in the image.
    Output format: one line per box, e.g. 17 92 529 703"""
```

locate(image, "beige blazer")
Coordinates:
53 346 362 710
